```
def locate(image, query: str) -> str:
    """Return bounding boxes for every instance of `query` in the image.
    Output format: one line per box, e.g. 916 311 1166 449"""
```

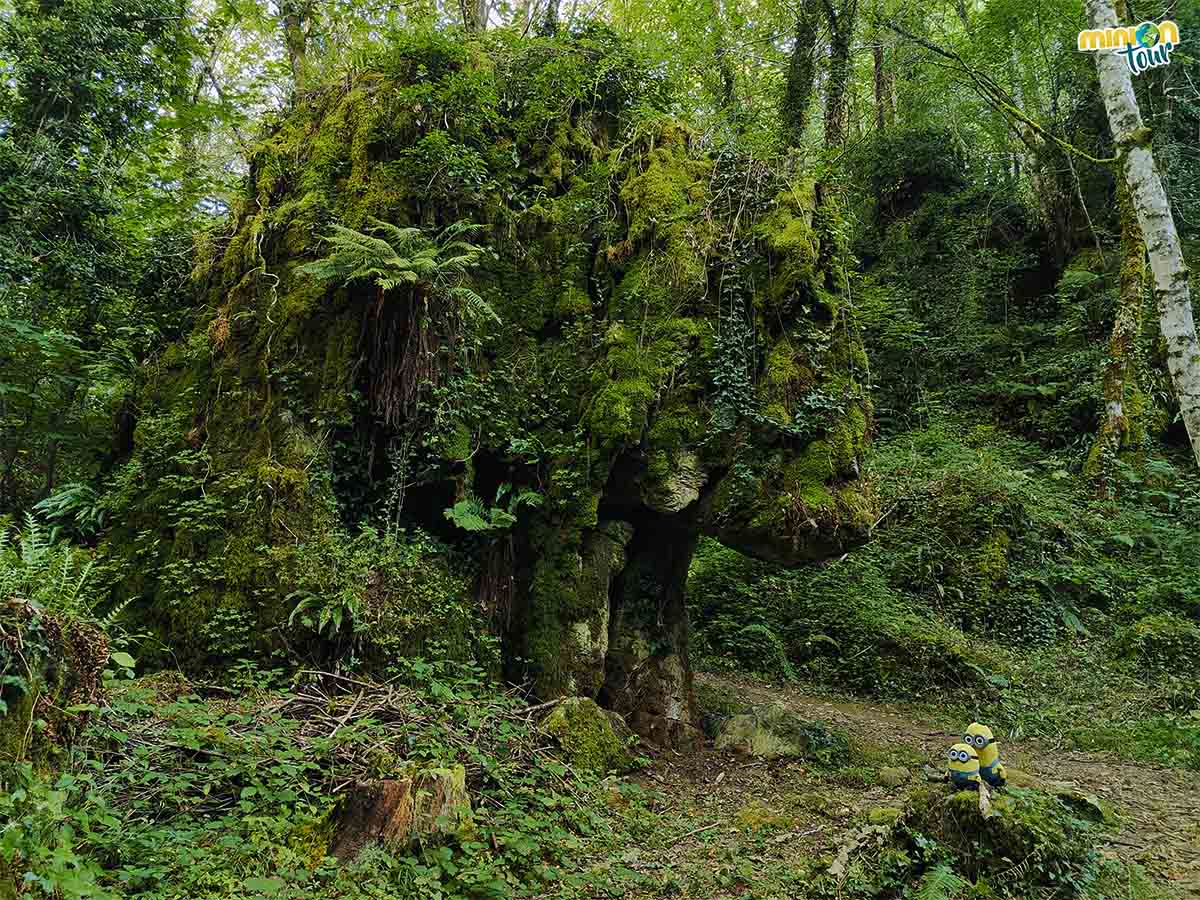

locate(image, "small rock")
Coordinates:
715 702 848 761
867 806 903 826
542 696 634 773
878 766 910 788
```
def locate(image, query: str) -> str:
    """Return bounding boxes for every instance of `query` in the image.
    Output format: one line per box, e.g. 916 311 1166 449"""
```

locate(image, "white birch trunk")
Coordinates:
1086 0 1200 467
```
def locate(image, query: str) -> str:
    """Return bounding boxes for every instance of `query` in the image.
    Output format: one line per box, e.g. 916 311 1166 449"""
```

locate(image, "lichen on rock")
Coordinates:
716 702 850 762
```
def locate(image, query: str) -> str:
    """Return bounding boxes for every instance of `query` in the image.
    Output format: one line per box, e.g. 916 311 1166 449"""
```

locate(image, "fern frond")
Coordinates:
301 218 498 326
449 287 501 325
916 865 968 900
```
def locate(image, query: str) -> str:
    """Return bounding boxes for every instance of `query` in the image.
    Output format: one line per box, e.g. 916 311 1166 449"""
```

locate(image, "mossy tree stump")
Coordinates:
100 28 874 745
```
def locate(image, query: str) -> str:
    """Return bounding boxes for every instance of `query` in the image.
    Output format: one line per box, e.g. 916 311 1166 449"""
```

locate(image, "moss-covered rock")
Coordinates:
900 786 1110 890
877 766 910 788
541 696 634 773
100 26 873 740
716 703 849 763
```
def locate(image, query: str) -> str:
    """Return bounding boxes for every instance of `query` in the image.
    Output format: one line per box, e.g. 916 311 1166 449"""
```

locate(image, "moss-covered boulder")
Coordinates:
541 696 634 773
716 703 849 762
99 27 873 742
901 786 1110 890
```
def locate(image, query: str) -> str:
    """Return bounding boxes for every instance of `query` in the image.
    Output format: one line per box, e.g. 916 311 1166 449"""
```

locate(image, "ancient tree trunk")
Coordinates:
1088 180 1146 486
781 8 821 145
822 0 859 148
1087 0 1200 467
600 518 703 751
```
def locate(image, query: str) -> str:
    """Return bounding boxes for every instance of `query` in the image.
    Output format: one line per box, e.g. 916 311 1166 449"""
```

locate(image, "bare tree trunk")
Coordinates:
822 0 859 148
781 7 820 145
1087 0 1200 467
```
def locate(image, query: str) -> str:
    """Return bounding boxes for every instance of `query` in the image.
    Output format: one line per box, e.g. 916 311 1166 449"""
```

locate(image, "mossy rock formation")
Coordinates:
100 27 873 743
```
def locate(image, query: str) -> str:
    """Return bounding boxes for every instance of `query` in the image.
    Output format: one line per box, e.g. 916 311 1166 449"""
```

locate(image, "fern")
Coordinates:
444 498 495 532
0 514 98 619
300 218 499 323
916 864 968 900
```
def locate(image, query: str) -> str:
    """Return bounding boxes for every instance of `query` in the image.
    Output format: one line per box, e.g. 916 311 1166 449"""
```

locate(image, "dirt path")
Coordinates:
624 673 1200 898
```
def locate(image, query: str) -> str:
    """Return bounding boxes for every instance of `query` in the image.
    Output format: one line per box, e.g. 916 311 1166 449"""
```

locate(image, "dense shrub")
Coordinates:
1111 613 1200 676
689 420 1200 696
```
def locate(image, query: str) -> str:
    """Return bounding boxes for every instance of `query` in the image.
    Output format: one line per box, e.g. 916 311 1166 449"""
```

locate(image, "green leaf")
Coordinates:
110 652 136 669
242 876 285 894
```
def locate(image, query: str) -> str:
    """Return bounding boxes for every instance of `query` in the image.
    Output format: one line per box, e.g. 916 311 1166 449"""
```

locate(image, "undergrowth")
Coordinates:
0 658 659 900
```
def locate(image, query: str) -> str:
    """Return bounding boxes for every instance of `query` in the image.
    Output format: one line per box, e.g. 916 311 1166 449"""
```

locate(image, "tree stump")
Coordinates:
330 765 472 861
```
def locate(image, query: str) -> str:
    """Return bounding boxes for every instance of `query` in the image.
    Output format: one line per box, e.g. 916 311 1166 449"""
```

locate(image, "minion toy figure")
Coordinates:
945 742 981 789
965 722 1007 788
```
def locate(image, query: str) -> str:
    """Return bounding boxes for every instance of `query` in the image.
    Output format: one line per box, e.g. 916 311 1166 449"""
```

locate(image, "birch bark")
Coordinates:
1086 0 1200 466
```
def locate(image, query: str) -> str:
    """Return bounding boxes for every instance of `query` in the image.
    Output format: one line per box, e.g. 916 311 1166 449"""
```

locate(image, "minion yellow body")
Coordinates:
945 742 981 788
965 722 1007 787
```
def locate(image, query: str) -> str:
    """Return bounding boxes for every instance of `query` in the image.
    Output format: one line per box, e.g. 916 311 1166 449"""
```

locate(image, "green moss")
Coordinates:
288 806 337 868
734 801 796 831
902 786 1109 890
541 697 633 773
102 28 873 705
759 183 820 304
0 690 35 765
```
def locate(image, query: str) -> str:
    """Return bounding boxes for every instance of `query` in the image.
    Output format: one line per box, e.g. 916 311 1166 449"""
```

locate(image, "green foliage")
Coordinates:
1112 614 1200 677
0 515 98 620
1 663 655 900
914 864 967 900
0 517 109 766
33 484 107 543
299 219 498 324
443 484 542 534
279 527 493 672
0 0 201 516
693 413 1200 705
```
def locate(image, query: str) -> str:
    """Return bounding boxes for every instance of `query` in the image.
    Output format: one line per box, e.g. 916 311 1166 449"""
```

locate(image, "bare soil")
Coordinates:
618 673 1200 898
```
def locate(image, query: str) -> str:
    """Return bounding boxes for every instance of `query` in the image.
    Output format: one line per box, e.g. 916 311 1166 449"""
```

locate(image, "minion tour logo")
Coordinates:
1078 20 1181 75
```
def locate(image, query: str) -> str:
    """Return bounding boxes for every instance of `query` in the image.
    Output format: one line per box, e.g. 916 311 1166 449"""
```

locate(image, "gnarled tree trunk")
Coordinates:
1086 0 1200 467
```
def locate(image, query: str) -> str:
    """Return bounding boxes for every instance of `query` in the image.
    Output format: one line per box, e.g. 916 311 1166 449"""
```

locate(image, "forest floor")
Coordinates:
602 673 1200 899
